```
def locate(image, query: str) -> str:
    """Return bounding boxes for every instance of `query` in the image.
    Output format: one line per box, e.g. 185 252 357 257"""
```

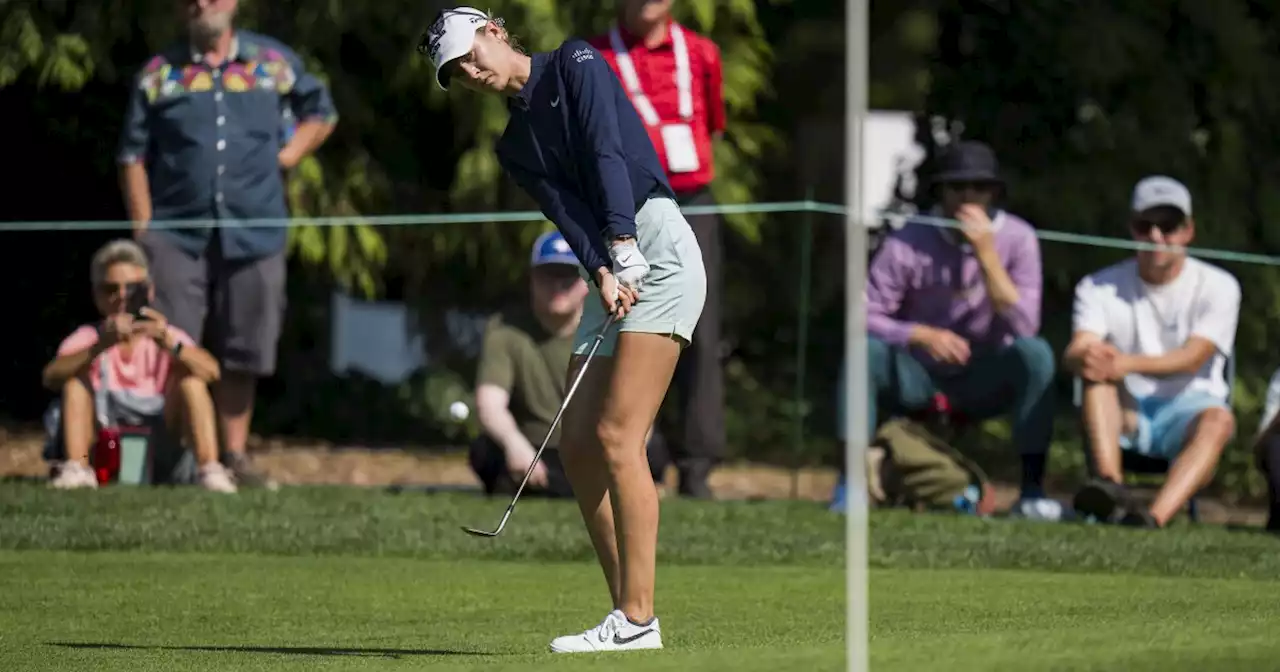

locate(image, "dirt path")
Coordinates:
1 428 1267 527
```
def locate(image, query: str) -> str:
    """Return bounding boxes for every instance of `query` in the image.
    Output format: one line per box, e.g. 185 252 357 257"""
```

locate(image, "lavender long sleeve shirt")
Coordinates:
867 210 1043 363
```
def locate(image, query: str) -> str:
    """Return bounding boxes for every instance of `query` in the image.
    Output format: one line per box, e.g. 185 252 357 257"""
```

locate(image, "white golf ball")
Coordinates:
449 401 470 421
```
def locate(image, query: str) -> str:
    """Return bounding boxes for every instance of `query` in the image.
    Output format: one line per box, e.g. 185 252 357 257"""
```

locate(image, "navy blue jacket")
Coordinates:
496 39 675 279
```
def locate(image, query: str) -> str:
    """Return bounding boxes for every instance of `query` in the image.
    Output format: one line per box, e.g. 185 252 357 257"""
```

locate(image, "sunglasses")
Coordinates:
1130 215 1186 237
98 280 148 296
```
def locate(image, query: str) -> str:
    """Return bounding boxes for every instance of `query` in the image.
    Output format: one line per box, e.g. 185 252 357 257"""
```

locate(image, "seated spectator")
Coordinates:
469 231 669 498
1249 369 1280 532
1065 176 1239 528
830 140 1056 516
41 239 234 492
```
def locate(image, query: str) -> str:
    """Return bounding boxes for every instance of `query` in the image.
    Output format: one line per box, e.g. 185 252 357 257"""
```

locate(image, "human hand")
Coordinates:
956 204 995 251
131 221 149 240
915 326 971 365
1081 342 1124 383
278 147 301 170
609 237 650 294
505 444 548 488
596 269 638 319
99 313 135 347
132 307 174 349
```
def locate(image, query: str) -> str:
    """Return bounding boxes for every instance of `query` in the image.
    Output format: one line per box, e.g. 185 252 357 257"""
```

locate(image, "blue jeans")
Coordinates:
838 336 1057 455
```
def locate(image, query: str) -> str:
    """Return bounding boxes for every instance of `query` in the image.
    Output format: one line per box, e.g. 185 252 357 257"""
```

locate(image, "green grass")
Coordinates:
1 483 1278 670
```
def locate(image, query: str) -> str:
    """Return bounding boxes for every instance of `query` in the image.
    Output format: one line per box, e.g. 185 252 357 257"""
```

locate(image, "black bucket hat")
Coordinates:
932 140 1004 186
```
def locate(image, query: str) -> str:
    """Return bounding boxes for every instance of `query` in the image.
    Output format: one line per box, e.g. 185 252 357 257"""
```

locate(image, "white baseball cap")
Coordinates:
1131 175 1192 216
418 7 493 90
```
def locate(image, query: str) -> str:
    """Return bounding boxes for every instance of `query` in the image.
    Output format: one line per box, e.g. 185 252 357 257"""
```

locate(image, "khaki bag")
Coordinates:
867 417 995 514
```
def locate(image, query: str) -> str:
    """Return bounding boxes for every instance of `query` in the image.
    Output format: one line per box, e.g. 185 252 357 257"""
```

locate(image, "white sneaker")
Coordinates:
549 609 663 654
50 461 98 490
199 462 238 493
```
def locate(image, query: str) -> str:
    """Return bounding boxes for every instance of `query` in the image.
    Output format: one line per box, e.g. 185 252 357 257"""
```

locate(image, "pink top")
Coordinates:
56 325 197 396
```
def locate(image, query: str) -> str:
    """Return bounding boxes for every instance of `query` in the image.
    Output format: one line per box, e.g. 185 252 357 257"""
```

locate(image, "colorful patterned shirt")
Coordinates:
116 30 338 260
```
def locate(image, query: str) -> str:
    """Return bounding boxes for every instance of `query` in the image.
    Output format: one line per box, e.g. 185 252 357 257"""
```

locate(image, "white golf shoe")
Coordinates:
549 609 663 653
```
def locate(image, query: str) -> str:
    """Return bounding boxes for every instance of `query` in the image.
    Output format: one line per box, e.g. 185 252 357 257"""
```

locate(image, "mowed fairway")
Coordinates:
1 484 1278 671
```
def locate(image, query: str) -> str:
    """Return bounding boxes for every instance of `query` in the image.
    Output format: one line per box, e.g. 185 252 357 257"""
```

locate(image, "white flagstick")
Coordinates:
844 0 870 670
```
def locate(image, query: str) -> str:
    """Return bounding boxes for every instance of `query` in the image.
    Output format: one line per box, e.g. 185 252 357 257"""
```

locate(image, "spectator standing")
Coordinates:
470 232 669 497
831 140 1057 517
1065 176 1239 528
587 0 725 498
116 0 338 485
41 240 234 493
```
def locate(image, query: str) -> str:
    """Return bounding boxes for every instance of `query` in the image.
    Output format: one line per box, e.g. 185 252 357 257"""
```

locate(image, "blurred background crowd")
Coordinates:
4 0 1280 530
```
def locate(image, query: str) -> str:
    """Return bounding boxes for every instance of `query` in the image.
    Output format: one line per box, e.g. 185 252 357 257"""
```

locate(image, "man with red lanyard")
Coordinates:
588 0 725 499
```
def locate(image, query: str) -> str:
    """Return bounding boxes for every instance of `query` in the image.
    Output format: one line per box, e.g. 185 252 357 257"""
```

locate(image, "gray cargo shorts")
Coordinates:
140 232 287 377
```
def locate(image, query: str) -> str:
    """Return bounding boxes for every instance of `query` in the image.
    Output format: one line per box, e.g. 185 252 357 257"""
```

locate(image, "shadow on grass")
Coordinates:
47 642 491 658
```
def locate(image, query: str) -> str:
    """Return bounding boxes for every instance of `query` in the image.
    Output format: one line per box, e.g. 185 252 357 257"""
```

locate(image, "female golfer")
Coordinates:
419 7 707 654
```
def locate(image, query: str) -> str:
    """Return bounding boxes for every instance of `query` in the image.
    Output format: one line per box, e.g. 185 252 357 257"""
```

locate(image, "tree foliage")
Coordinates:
1 1 776 301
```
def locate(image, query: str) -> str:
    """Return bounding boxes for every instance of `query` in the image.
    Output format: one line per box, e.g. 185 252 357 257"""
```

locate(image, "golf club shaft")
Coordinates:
485 311 617 531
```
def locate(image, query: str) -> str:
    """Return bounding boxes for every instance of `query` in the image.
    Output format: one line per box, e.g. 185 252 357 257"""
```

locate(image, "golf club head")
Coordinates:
461 525 500 537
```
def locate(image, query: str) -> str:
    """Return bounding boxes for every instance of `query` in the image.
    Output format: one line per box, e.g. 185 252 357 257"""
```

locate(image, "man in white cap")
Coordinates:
1065 176 1240 528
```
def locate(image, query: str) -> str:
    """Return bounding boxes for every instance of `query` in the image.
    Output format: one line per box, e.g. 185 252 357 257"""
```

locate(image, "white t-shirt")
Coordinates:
1071 257 1240 401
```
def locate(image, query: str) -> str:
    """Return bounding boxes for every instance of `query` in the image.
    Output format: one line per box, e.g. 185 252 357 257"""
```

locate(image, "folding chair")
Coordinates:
1070 354 1234 523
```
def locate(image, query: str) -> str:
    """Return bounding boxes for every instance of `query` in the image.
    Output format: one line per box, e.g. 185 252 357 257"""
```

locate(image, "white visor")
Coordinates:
420 7 492 90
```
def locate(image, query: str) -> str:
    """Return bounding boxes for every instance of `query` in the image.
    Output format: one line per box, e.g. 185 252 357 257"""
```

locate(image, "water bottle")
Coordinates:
92 427 122 485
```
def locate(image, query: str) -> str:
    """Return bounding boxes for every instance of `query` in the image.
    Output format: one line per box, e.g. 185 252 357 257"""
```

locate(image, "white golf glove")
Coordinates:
609 238 650 292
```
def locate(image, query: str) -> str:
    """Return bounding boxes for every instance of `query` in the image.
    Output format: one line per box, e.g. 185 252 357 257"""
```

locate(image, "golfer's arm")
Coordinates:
475 385 536 456
506 164 610 281
563 47 637 242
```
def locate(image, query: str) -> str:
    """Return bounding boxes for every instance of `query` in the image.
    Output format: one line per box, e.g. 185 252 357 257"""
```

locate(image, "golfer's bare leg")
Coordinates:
1149 408 1234 525
559 355 622 608
600 331 681 624
1082 382 1125 482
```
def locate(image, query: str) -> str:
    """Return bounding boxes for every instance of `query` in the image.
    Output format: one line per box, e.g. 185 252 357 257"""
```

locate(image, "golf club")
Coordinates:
462 309 618 537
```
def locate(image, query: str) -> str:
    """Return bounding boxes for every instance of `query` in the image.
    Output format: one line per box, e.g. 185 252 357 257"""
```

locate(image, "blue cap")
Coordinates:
531 231 580 267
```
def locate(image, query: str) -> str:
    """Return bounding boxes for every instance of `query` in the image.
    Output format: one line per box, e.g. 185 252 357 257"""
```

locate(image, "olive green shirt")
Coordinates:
475 309 575 447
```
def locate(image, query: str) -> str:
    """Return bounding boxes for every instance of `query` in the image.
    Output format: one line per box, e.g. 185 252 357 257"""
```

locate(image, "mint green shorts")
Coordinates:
574 196 707 357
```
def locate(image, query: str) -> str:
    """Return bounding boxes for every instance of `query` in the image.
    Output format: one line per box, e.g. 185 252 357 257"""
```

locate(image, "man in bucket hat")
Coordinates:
830 140 1058 519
